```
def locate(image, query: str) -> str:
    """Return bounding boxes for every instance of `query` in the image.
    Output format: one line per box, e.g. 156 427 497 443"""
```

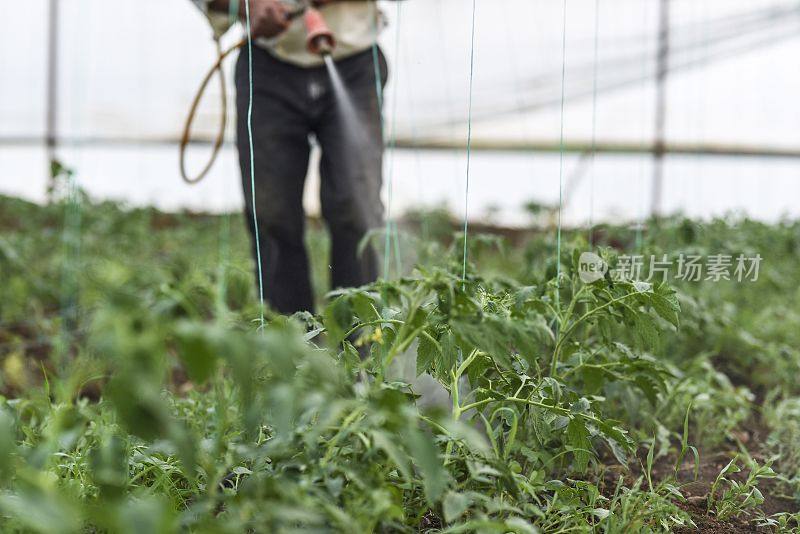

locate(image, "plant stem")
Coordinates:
550 290 640 377
321 405 364 466
342 319 405 341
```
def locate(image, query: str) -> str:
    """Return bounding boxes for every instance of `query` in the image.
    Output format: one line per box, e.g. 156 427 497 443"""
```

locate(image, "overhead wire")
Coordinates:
515 5 793 90
424 3 800 129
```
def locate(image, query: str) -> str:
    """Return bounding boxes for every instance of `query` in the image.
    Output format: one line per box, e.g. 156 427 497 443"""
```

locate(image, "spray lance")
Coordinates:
180 1 336 184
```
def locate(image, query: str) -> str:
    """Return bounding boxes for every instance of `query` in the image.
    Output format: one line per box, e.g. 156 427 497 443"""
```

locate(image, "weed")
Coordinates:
707 455 776 521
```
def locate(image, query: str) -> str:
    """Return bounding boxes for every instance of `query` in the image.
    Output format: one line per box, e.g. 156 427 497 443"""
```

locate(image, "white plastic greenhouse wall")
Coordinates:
1 0 799 226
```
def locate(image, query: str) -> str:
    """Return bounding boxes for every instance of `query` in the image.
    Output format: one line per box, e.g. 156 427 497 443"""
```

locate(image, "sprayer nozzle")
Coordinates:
311 36 334 56
304 7 336 57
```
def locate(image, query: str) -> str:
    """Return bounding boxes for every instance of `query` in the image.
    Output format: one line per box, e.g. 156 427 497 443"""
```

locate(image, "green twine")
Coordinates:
556 0 568 300
58 167 82 370
216 0 241 315
463 0 477 281
589 0 599 249
402 36 428 245
243 0 265 327
371 11 387 277
378 1 403 280
228 0 239 25
635 0 649 253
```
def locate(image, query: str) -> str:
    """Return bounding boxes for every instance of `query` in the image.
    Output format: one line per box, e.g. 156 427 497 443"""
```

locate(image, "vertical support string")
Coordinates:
370 21 386 277
216 0 241 315
589 0 600 248
462 0 478 281
228 0 239 25
652 0 669 219
371 3 403 280
244 0 265 327
635 0 649 252
402 42 426 242
556 0 568 291
45 0 59 195
434 0 462 220
550 0 569 377
383 1 403 280
58 166 82 370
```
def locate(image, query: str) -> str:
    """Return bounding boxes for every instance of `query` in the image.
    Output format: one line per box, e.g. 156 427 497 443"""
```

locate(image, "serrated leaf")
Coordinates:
174 322 219 383
434 330 458 377
350 291 379 322
651 283 681 327
634 313 659 349
443 491 472 523
372 431 413 481
567 419 591 473
323 295 353 345
406 425 448 504
417 330 440 376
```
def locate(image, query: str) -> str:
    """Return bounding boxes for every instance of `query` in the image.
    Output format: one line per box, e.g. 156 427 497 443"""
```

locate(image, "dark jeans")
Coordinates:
235 46 388 314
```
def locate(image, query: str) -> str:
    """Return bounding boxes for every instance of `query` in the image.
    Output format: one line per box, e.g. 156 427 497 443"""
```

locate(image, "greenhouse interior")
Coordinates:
1 0 800 532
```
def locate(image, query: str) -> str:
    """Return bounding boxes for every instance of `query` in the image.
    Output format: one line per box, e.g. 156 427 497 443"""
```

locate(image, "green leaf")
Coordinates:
443 491 472 523
651 283 681 327
504 516 539 533
110 495 177 534
451 312 548 370
434 330 458 377
633 313 659 349
0 407 16 482
593 508 611 519
324 295 353 345
417 329 440 376
0 486 81 534
174 322 219 383
350 291 379 322
439 418 492 456
406 425 448 504
567 419 592 473
593 418 633 447
90 435 128 499
372 431 413 481
106 378 171 441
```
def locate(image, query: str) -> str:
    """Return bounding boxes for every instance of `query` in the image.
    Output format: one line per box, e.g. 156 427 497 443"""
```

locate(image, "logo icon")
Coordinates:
578 252 608 283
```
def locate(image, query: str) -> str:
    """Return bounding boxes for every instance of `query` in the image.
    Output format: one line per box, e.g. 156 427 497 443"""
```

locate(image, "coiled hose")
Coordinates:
179 37 246 184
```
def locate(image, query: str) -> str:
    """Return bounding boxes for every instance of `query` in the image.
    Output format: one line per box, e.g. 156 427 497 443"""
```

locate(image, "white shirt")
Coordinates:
192 1 385 67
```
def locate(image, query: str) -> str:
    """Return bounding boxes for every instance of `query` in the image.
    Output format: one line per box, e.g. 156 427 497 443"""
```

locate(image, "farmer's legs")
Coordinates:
315 48 388 290
235 47 314 314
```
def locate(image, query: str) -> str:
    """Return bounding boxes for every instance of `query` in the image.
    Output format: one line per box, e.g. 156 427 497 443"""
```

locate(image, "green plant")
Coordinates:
4 195 800 531
707 455 777 521
755 511 800 531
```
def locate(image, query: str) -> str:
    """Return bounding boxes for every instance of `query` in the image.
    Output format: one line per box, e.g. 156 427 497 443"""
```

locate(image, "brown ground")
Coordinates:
656 440 796 532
